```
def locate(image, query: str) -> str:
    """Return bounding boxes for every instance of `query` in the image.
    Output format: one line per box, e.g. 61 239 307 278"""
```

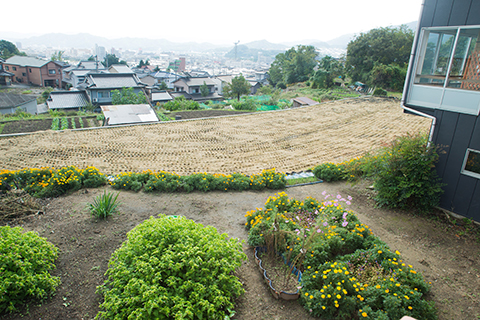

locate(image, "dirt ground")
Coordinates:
0 97 431 175
1 181 479 320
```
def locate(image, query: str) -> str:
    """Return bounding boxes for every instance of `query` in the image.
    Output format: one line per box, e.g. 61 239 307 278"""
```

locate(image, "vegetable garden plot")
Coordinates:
0 98 431 175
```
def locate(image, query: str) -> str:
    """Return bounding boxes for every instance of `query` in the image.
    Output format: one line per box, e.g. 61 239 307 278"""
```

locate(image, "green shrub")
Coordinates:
81 166 107 188
373 88 388 96
0 226 60 313
89 190 120 219
231 99 258 111
96 216 246 319
313 162 347 182
367 133 443 212
110 171 150 192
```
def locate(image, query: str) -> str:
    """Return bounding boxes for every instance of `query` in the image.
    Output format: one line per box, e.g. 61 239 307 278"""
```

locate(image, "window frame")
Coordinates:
461 148 480 179
407 25 480 116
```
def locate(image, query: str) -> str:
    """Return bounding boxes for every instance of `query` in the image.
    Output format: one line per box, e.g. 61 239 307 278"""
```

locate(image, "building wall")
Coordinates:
405 0 480 221
3 61 62 87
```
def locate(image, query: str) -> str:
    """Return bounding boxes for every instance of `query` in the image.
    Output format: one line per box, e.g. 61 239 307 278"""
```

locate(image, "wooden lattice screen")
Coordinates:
461 50 480 91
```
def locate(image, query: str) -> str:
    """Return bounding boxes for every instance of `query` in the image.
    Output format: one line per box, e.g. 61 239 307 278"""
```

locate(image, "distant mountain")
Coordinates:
243 40 288 51
2 33 225 53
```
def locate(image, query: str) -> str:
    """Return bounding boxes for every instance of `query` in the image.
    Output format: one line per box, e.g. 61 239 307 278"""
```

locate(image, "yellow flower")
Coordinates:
362 312 367 317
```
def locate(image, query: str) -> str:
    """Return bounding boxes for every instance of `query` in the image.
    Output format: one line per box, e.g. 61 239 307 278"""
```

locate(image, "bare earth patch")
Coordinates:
1 182 479 320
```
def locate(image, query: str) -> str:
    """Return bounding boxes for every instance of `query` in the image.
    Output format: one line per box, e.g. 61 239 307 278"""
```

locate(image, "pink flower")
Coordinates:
346 201 351 205
322 191 327 196
342 220 348 227
337 194 342 199
347 195 353 201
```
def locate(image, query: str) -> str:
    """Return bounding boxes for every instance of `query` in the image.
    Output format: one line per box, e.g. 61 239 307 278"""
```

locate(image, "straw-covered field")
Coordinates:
0 97 431 175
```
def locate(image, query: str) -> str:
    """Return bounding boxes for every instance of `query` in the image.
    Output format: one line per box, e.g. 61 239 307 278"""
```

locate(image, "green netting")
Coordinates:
248 95 271 102
257 105 280 111
199 103 212 109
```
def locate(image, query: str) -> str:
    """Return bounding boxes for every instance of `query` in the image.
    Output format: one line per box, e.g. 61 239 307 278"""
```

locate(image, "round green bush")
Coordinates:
0 226 60 313
96 215 247 319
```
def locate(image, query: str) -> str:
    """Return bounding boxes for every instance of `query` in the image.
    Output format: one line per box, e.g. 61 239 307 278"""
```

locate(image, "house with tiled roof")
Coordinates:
0 92 37 114
173 77 222 102
79 73 148 105
4 56 64 87
46 91 90 111
62 60 107 89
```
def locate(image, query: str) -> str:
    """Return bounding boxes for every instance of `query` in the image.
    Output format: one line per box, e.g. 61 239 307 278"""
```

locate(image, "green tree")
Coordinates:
346 25 413 85
137 59 150 68
111 87 147 105
50 51 64 62
0 40 26 59
102 54 127 67
223 74 251 100
200 81 209 97
158 81 168 90
369 63 408 91
310 55 344 89
268 45 318 87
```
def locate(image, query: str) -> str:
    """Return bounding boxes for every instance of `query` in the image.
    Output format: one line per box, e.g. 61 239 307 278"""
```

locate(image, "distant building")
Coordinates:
167 57 186 72
4 56 64 87
0 92 37 114
0 58 14 86
172 77 222 102
46 91 90 111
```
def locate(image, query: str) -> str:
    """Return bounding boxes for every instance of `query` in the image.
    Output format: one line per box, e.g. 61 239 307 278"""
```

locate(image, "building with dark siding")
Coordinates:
402 0 480 222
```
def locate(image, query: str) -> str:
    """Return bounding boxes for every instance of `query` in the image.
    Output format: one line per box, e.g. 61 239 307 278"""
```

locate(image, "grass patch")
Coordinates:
286 176 319 186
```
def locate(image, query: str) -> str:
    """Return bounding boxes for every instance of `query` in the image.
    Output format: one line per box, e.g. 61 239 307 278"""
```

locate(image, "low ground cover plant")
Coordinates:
246 192 436 319
96 215 246 319
313 133 443 212
0 166 107 197
0 226 60 313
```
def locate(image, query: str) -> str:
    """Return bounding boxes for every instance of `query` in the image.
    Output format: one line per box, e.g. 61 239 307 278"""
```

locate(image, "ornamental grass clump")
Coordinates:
245 192 437 320
0 226 60 313
96 215 246 320
89 190 120 220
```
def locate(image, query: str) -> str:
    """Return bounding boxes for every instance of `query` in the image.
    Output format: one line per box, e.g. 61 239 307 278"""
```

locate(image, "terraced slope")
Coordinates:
0 97 431 175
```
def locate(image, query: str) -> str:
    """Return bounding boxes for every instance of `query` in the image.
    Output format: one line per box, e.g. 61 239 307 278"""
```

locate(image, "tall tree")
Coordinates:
310 55 345 89
223 74 251 100
200 81 209 97
268 45 318 87
346 25 414 84
102 54 127 67
0 40 26 59
51 51 64 62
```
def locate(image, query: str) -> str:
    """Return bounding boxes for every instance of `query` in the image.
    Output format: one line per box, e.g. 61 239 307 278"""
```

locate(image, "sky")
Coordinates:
2 0 423 45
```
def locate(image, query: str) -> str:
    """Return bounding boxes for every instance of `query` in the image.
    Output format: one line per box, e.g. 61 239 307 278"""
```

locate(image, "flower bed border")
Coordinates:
254 246 302 300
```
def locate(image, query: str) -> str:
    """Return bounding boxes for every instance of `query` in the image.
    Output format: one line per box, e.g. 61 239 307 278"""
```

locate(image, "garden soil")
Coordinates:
1 97 479 320
1 182 479 320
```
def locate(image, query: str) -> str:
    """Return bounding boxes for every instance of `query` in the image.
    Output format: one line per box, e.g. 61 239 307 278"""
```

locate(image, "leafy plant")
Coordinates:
60 117 69 130
373 88 388 96
89 190 120 219
96 215 246 319
50 117 60 130
313 162 347 182
0 226 60 313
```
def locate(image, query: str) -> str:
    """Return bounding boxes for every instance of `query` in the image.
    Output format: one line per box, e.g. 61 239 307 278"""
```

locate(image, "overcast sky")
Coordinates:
2 0 423 44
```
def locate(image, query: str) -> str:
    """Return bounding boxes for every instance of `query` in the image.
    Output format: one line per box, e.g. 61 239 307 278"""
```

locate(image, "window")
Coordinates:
415 27 480 91
12 67 16 71
49 69 56 74
22 73 26 77
29 68 32 73
462 149 480 178
97 91 110 98
5 66 9 70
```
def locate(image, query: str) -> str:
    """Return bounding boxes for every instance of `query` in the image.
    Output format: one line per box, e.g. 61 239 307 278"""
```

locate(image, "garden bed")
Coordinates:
1 181 479 319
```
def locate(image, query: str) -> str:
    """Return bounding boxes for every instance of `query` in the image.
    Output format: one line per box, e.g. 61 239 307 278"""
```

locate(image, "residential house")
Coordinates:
402 0 480 222
172 77 222 102
151 90 174 105
0 58 14 86
79 73 148 105
46 91 90 111
4 56 64 87
137 74 156 87
292 97 319 108
108 64 133 74
247 79 262 95
213 75 234 95
62 60 107 89
0 92 37 114
151 71 181 89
